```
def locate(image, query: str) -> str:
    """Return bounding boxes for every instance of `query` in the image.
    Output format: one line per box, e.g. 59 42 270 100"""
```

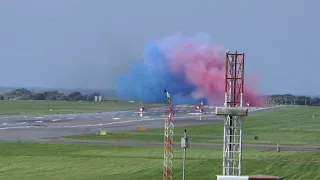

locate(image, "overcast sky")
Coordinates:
0 0 319 95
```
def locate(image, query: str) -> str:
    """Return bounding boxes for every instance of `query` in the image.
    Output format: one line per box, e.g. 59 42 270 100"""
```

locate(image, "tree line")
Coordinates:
0 89 319 106
265 94 320 106
0 88 105 101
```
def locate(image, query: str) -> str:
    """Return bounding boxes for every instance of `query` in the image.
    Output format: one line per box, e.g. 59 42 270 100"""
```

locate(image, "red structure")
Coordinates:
225 50 245 107
163 104 174 180
221 49 246 176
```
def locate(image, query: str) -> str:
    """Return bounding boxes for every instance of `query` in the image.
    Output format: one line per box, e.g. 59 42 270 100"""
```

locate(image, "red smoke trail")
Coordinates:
167 39 263 106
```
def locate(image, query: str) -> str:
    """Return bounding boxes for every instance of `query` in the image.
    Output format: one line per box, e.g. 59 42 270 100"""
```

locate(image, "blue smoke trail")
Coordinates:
115 39 208 104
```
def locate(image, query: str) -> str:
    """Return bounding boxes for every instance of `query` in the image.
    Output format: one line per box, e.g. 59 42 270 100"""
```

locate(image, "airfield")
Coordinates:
0 102 319 180
0 104 318 152
0 105 275 142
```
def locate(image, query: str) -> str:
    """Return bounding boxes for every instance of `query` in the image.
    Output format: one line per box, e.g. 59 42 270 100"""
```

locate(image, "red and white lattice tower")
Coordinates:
215 49 249 177
163 104 174 180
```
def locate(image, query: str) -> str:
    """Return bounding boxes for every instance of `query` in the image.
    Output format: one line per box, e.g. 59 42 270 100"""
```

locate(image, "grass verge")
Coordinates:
0 142 318 180
66 106 320 146
0 100 162 115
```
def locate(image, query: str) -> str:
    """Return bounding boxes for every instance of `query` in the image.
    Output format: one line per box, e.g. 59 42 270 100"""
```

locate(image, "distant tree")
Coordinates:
10 88 31 96
268 94 320 106
43 91 62 100
32 93 45 100
68 92 84 101
0 95 4 100
57 95 69 101
74 95 85 101
6 88 32 99
49 96 57 100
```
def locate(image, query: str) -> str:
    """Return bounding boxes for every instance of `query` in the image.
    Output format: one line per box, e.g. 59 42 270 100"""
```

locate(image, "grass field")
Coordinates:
0 100 161 115
67 106 320 146
0 142 318 180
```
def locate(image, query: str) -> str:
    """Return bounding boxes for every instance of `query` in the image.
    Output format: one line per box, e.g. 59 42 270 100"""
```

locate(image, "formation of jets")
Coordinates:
138 89 207 116
139 106 146 112
195 100 206 114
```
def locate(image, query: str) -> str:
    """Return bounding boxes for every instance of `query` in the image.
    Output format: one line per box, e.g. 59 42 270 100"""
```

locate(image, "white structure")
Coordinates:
216 176 249 180
94 96 102 102
215 50 248 177
216 175 284 180
216 107 248 176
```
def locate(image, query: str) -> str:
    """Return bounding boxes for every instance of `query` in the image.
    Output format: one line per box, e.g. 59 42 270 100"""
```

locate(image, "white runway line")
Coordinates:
51 119 60 122
49 114 218 129
112 118 121 120
187 113 203 115
0 126 39 130
0 106 283 130
35 121 43 123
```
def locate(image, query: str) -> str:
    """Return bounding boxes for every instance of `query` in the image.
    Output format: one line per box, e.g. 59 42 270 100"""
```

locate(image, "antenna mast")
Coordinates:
163 103 175 180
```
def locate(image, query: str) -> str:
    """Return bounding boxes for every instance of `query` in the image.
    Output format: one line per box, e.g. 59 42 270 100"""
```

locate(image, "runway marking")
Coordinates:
0 125 37 130
112 118 121 120
52 119 60 122
48 114 218 129
187 113 203 115
35 121 43 123
0 106 284 130
35 117 43 119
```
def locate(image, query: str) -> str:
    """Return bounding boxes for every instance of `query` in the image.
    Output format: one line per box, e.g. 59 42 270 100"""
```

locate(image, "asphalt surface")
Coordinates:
1 104 318 151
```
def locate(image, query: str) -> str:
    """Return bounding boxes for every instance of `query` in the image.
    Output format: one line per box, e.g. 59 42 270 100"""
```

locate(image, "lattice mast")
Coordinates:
163 103 175 180
223 49 245 176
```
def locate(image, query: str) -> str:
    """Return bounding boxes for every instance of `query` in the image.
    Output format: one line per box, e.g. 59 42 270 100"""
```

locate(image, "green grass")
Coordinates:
0 142 318 180
0 100 162 115
67 106 320 146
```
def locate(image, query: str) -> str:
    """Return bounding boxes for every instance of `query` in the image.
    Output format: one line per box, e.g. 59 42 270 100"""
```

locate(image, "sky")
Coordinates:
0 0 319 95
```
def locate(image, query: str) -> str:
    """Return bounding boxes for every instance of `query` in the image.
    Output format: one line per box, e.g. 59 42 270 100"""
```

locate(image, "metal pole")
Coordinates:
182 129 187 180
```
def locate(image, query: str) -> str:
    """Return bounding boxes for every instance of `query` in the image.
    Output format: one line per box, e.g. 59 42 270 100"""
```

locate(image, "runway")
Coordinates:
2 105 315 151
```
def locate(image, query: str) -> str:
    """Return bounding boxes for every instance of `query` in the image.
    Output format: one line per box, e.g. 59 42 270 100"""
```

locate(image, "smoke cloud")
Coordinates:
115 33 262 106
